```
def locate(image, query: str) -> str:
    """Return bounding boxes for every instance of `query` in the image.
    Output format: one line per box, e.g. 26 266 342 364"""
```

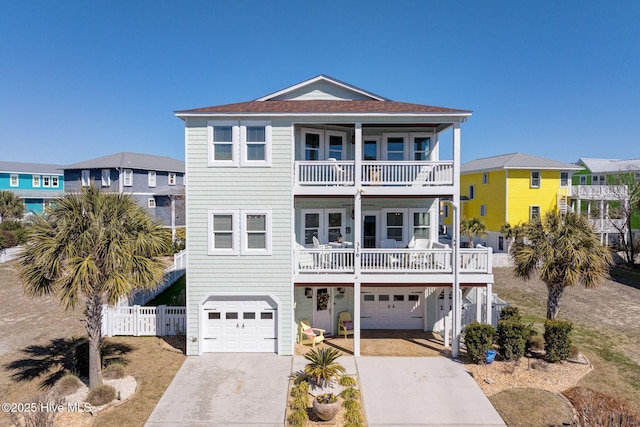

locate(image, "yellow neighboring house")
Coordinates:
452 152 582 252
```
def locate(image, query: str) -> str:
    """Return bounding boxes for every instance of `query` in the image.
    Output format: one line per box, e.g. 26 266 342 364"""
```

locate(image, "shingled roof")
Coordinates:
461 153 582 174
63 152 184 173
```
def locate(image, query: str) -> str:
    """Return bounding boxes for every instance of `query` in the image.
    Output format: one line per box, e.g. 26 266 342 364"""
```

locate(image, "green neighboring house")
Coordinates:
572 158 640 244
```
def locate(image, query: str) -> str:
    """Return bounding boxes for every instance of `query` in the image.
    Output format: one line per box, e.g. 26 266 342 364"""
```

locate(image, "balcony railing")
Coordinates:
295 160 454 187
587 218 626 233
295 247 492 275
571 185 628 200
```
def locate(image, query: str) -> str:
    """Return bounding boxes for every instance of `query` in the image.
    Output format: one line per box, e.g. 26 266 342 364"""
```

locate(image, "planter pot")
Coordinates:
312 398 341 421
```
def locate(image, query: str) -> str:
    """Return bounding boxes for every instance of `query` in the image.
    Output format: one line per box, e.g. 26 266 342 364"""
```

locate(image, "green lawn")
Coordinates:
145 274 185 306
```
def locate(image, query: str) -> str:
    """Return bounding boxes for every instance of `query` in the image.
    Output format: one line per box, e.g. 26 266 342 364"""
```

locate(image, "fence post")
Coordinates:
158 305 166 335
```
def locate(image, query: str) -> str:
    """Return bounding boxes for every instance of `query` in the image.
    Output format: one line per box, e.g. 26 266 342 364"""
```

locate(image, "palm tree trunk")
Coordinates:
86 289 104 389
546 284 565 320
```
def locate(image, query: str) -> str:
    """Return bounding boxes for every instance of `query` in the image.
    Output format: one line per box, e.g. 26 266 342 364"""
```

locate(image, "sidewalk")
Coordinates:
0 246 22 263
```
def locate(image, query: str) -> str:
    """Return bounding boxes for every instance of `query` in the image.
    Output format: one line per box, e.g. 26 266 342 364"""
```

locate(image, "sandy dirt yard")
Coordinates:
492 267 640 365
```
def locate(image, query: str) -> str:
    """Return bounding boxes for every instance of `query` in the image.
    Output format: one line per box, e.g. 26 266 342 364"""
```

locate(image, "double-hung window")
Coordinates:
51 176 59 187
208 209 272 255
148 171 156 187
560 172 569 187
242 211 271 255
385 211 405 243
123 169 133 187
530 171 540 188
469 185 475 200
411 210 430 240
480 205 487 217
43 176 50 187
101 169 111 187
241 122 271 166
168 173 176 185
482 173 488 185
530 206 540 220
81 170 90 187
208 210 238 255
32 175 40 187
208 121 238 166
10 174 18 187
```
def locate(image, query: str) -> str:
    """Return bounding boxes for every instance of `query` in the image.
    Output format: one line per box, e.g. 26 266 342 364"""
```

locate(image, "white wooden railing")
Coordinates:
571 185 628 200
294 160 453 187
128 249 187 306
587 218 626 233
295 246 492 274
102 305 186 337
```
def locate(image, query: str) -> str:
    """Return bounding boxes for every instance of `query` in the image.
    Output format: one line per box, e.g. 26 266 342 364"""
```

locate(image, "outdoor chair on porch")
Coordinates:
299 319 325 347
338 312 354 339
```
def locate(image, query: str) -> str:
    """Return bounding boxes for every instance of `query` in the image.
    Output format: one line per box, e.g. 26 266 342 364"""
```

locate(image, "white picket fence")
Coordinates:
102 305 186 337
126 249 187 306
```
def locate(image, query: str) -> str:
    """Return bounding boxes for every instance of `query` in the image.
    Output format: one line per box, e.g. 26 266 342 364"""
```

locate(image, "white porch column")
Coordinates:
475 287 482 322
354 280 361 356
486 282 493 326
451 121 462 358
354 123 362 188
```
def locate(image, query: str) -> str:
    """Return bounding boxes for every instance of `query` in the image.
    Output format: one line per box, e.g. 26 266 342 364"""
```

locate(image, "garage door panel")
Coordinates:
361 288 423 329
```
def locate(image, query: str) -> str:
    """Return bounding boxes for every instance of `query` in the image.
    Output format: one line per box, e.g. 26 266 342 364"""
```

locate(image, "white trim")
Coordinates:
240 121 272 167
207 209 240 255
32 175 41 187
81 170 90 187
168 172 177 185
324 130 347 160
255 75 388 102
241 209 272 255
123 169 133 187
51 176 59 188
148 198 156 208
409 208 433 242
9 174 18 187
101 169 111 187
42 176 50 187
480 204 486 217
530 170 540 188
208 120 240 167
530 205 540 220
381 208 408 246
468 184 475 200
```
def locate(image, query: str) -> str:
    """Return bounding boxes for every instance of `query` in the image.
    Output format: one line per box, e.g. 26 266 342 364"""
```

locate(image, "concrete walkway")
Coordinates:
146 354 505 426
0 246 22 264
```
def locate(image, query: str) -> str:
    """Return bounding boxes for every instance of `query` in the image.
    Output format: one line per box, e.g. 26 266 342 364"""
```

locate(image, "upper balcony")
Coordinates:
571 185 628 200
294 160 455 196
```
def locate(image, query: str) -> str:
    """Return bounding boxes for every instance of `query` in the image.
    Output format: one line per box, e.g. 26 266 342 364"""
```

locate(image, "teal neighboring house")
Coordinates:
0 161 64 215
572 158 640 244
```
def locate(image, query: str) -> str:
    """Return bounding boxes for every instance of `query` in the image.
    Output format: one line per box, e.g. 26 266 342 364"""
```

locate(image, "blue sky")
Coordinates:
1 1 638 165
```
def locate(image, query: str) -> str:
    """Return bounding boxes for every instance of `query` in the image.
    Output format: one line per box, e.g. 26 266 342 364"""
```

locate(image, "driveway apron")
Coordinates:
357 357 506 426
145 353 291 427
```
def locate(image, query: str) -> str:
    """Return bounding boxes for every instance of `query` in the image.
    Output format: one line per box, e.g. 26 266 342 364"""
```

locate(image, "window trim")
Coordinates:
81 170 90 187
530 205 541 220
560 171 569 187
101 169 111 187
10 174 18 187
207 209 240 255
409 208 431 242
241 121 272 167
168 172 176 186
51 176 59 188
469 184 475 200
530 171 540 188
42 176 50 187
208 121 239 167
480 204 487 217
148 198 156 208
241 210 272 255
123 169 133 187
579 175 587 185
32 175 41 187
148 170 157 187
382 208 408 245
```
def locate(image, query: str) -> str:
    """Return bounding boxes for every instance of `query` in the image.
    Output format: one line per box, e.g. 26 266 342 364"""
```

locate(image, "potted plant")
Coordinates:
312 392 341 421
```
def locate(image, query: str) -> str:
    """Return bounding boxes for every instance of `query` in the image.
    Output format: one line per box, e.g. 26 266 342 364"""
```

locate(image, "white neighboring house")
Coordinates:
175 75 495 357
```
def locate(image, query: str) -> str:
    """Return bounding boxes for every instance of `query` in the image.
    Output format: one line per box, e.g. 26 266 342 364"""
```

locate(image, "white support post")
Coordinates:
486 282 493 327
475 288 482 322
451 122 462 359
354 280 361 356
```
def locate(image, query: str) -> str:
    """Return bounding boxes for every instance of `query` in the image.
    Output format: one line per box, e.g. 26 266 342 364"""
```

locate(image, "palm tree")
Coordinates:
303 348 346 388
18 186 168 389
0 190 25 222
511 210 612 320
501 222 525 253
460 217 487 248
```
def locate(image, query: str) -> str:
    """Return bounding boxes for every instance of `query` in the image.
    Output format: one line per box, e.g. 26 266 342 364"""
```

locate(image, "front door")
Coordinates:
313 288 332 333
363 212 379 249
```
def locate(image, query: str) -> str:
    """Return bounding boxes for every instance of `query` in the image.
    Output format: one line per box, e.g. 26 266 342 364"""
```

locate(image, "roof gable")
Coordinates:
461 153 582 174
256 75 387 102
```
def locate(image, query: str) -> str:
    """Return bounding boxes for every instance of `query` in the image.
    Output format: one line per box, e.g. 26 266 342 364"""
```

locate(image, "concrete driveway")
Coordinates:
146 354 505 426
145 353 292 427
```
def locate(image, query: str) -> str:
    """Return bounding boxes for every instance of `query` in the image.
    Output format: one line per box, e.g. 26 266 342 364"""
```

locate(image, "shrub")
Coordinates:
0 220 22 231
103 362 126 379
303 347 346 387
342 399 360 410
290 380 309 398
544 319 573 362
528 334 544 352
497 318 531 361
344 407 364 424
564 386 639 427
0 230 17 248
86 384 116 406
464 322 495 364
55 374 82 395
290 395 308 411
340 387 359 400
286 408 308 427
339 375 357 387
13 227 28 244
499 306 522 322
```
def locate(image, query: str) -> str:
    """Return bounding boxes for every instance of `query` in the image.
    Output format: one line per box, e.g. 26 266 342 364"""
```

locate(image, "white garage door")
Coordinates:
361 288 423 329
203 296 277 353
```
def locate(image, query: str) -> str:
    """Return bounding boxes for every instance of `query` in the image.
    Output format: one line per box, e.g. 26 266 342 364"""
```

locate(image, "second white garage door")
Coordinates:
361 288 424 329
203 296 277 353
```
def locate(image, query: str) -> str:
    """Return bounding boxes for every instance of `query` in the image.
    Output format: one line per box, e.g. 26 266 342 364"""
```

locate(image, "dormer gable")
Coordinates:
256 75 387 102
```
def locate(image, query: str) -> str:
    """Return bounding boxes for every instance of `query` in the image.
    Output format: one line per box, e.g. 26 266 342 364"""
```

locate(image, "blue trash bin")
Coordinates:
485 350 497 364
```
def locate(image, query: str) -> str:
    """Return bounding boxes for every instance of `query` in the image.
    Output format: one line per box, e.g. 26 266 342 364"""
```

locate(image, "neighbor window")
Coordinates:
101 169 111 187
242 210 272 255
32 175 40 187
530 206 540 220
480 205 487 217
411 211 430 240
580 175 587 185
148 198 156 208
148 171 156 187
168 173 177 186
81 170 90 187
560 172 569 187
43 176 50 187
209 121 238 166
123 169 133 187
530 171 540 188
10 174 18 187
241 122 271 166
482 173 488 184
469 185 475 200
51 176 59 187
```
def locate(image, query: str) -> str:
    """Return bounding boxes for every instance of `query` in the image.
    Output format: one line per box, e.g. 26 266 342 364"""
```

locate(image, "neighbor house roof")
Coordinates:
64 152 184 173
461 153 583 174
577 158 640 174
8 189 64 198
0 161 64 175
176 75 472 117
